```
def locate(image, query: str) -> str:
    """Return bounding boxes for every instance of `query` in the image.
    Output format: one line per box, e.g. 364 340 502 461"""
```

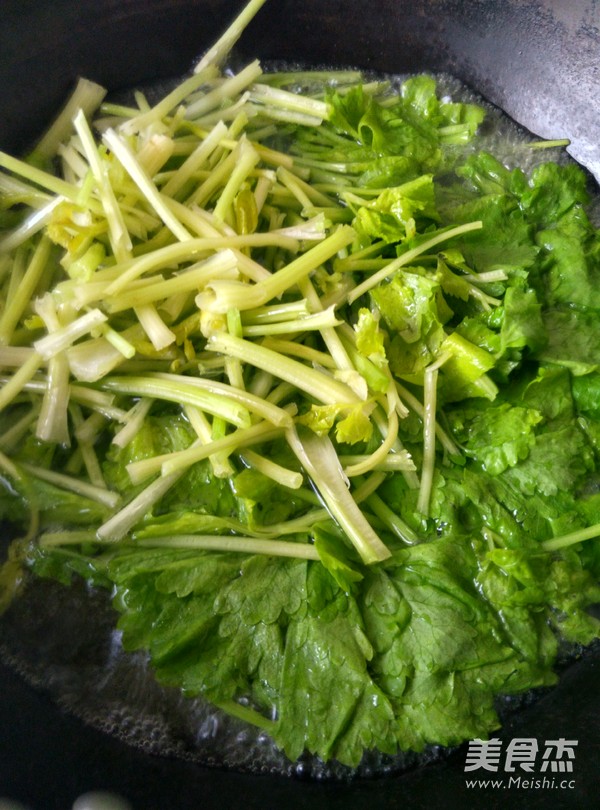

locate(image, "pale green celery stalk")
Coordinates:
350 471 387 503
190 93 252 131
64 241 106 282
369 401 420 489
97 467 185 541
194 0 269 72
416 367 439 517
0 151 85 202
248 84 330 121
292 155 362 177
366 492 419 545
33 308 108 359
0 406 39 452
296 278 357 373
331 239 385 271
112 397 154 449
73 110 133 262
260 508 329 537
100 325 137 359
260 69 362 88
240 448 303 490
59 271 122 308
247 368 273 399
0 254 11 285
265 382 296 408
183 403 235 478
157 289 189 323
273 213 329 241
207 333 361 406
36 351 71 444
69 404 106 488
199 225 355 312
384 373 410 420
119 64 220 135
161 121 228 198
541 523 600 552
34 294 71 444
252 172 272 215
135 534 320 560
105 232 292 297
59 142 93 182
104 371 293 428
69 386 128 422
340 452 415 472
224 307 245 391
64 446 84 477
224 352 245 397
0 352 44 412
125 419 273 482
39 530 99 547
186 147 240 208
0 172 52 208
3 248 26 308
0 197 63 253
395 381 460 456
0 236 52 344
0 346 35 368
102 128 192 241
241 301 310 324
98 375 250 429
260 337 336 369
213 138 260 222
19 461 120 508
136 134 175 176
245 104 323 127
33 78 107 160
67 325 145 383
73 114 132 262
214 701 275 734
344 400 398 478
286 427 391 565
134 304 176 350
241 305 342 337
186 60 263 120
108 251 238 313
347 221 483 304
277 166 334 208
464 269 508 284
74 410 106 445
251 143 295 171
528 138 571 150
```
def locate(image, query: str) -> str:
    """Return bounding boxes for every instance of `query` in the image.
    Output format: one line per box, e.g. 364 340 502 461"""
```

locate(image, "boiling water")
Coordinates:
0 68 597 781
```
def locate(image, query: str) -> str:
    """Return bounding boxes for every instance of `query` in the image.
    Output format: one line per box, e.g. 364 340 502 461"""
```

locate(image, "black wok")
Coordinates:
1 1 600 808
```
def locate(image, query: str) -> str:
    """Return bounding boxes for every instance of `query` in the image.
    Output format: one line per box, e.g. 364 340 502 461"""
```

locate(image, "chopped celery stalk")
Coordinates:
286 428 392 565
33 77 107 159
135 534 320 559
193 0 269 72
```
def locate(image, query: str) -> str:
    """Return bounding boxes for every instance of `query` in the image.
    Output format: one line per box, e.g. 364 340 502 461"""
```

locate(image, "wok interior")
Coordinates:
0 0 599 181
1 1 600 808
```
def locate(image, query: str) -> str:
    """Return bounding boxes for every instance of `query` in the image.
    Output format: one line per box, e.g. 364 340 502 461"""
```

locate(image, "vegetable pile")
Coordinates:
1 0 600 769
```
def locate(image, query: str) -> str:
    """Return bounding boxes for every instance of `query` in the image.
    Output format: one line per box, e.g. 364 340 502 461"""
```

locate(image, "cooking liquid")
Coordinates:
0 67 595 780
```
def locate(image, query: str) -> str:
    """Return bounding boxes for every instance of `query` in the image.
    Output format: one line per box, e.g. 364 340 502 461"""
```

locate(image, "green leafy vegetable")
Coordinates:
1 0 600 771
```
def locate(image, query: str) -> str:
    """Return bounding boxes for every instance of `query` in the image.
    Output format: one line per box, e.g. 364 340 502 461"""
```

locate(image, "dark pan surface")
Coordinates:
1 2 600 808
